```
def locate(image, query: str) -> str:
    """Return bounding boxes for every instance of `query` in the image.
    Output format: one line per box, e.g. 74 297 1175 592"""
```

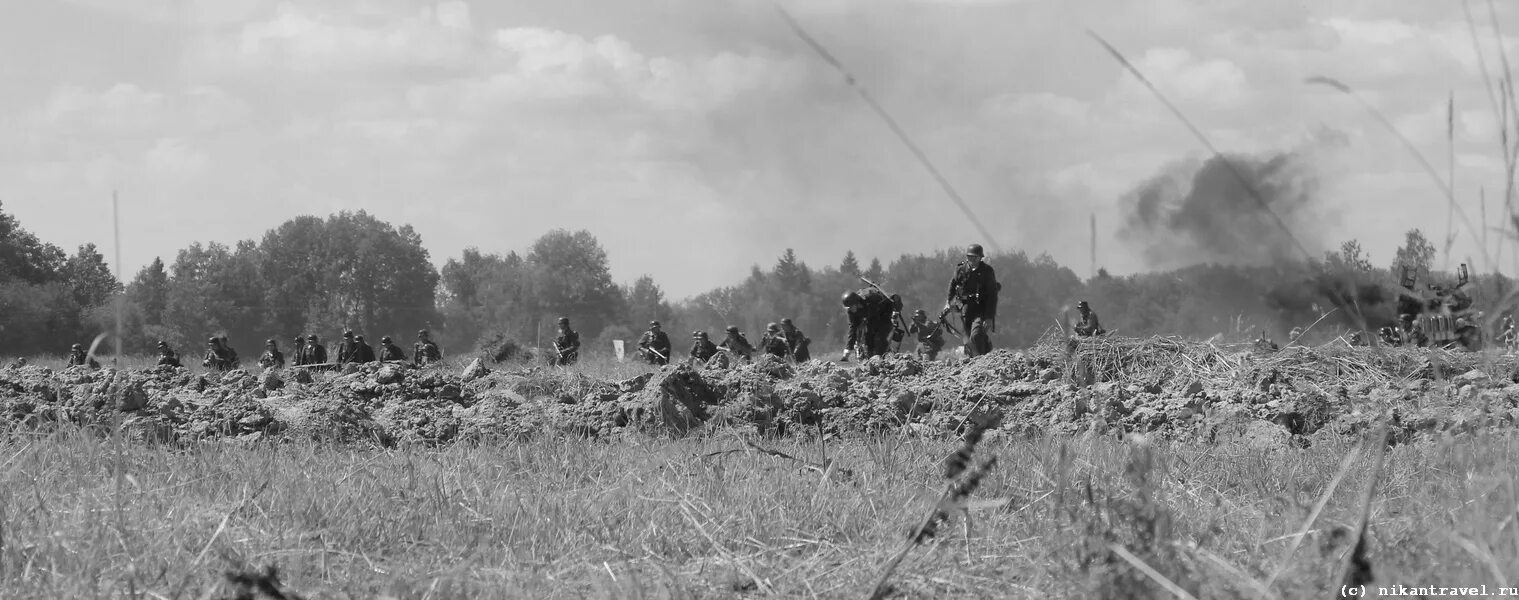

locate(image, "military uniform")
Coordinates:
414 330 442 366
350 336 376 363
203 338 238 371
304 335 329 368
945 245 999 357
156 342 182 368
844 288 896 360
759 324 789 359
553 319 580 366
907 312 945 360
719 327 755 362
690 332 718 363
379 337 407 362
290 337 307 366
1074 302 1104 337
336 332 357 364
638 322 672 366
258 341 285 370
780 319 810 362
66 344 100 369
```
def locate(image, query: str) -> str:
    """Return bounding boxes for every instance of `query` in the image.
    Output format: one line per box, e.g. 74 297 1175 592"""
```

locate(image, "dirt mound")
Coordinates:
4 336 1519 446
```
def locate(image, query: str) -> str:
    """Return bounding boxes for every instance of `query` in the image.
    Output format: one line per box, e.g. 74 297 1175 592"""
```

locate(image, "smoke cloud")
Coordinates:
1116 146 1340 270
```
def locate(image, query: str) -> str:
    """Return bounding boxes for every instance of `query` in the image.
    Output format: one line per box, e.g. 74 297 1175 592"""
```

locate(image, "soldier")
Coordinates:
719 326 755 362
67 343 100 369
1347 330 1366 346
907 309 946 360
638 321 672 366
305 334 329 369
290 336 307 366
759 323 789 359
1378 326 1401 347
414 329 442 367
1288 327 1304 345
336 330 357 364
258 339 285 370
1253 330 1279 352
1502 314 1517 350
156 341 182 368
379 336 407 362
690 331 718 364
944 243 999 357
552 318 580 366
203 337 237 371
1400 314 1428 347
350 335 377 363
1074 301 1105 337
841 287 897 361
779 318 810 362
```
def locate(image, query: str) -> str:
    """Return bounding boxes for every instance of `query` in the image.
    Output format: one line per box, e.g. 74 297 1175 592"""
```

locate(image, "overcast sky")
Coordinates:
2 0 1516 298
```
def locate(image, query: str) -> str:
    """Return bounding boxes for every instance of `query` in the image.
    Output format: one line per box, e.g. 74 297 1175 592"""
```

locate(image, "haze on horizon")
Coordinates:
1 0 1515 300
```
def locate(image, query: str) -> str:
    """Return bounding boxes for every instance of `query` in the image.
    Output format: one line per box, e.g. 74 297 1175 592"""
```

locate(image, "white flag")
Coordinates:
613 340 625 362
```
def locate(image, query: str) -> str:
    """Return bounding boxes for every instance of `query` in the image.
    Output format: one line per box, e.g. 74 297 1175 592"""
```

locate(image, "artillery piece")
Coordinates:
1396 264 1480 351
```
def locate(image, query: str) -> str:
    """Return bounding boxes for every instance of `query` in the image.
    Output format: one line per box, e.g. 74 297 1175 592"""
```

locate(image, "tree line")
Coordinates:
0 202 1499 360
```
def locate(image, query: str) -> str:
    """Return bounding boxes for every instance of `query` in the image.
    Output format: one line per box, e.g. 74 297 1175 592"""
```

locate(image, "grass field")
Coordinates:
2 420 1517 599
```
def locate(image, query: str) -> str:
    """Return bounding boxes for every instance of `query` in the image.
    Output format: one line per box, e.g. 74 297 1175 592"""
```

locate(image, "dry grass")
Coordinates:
2 423 1518 598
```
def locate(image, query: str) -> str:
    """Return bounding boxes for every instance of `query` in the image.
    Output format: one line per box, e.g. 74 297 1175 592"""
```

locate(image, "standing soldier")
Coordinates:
379 336 407 362
779 318 810 362
719 326 755 363
841 287 898 361
258 339 285 370
156 341 183 368
336 330 357 364
203 337 237 371
414 329 442 366
690 331 718 364
944 243 999 357
907 309 946 360
291 336 307 366
1074 301 1105 337
305 334 329 369
759 323 790 359
552 318 580 366
67 343 100 369
638 321 672 366
350 335 377 363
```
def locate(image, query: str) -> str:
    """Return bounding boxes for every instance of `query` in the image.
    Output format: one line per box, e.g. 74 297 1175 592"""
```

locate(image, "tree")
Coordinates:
840 251 861 278
64 243 121 310
526 229 623 340
1338 240 1373 273
626 275 673 327
127 257 170 326
0 200 66 285
864 257 884 282
774 248 811 294
1391 229 1436 281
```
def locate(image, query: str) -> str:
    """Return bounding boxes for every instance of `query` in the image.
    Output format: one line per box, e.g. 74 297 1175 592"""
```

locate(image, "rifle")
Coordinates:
938 304 964 340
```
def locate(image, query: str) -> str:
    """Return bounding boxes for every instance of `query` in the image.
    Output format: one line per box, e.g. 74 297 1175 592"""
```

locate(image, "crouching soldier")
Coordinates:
258 339 285 370
156 341 182 368
379 336 407 362
690 331 718 365
67 343 100 369
779 318 810 362
203 337 238 371
552 318 580 366
414 330 442 366
908 309 946 360
759 323 789 359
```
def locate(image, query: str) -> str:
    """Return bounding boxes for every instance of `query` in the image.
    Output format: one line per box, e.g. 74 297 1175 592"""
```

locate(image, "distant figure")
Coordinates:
414 329 442 366
156 341 182 368
67 343 100 369
759 323 789 359
350 335 376 363
638 321 672 366
1502 315 1516 350
689 331 718 364
779 318 810 362
1288 327 1304 345
1347 330 1366 346
552 318 580 366
258 339 285 370
719 326 755 363
841 288 897 361
304 334 329 368
944 243 1000 357
1253 330 1278 352
335 330 357 364
290 336 307 366
202 337 238 371
1074 301 1105 337
379 336 407 362
908 309 946 360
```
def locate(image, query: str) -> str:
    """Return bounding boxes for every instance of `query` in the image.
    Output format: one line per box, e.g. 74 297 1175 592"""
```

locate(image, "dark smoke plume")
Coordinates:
1117 149 1335 270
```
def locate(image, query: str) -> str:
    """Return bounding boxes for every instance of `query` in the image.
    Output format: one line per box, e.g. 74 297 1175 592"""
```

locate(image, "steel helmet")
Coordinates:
966 244 984 257
841 291 863 306
381 336 392 343
726 325 739 333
